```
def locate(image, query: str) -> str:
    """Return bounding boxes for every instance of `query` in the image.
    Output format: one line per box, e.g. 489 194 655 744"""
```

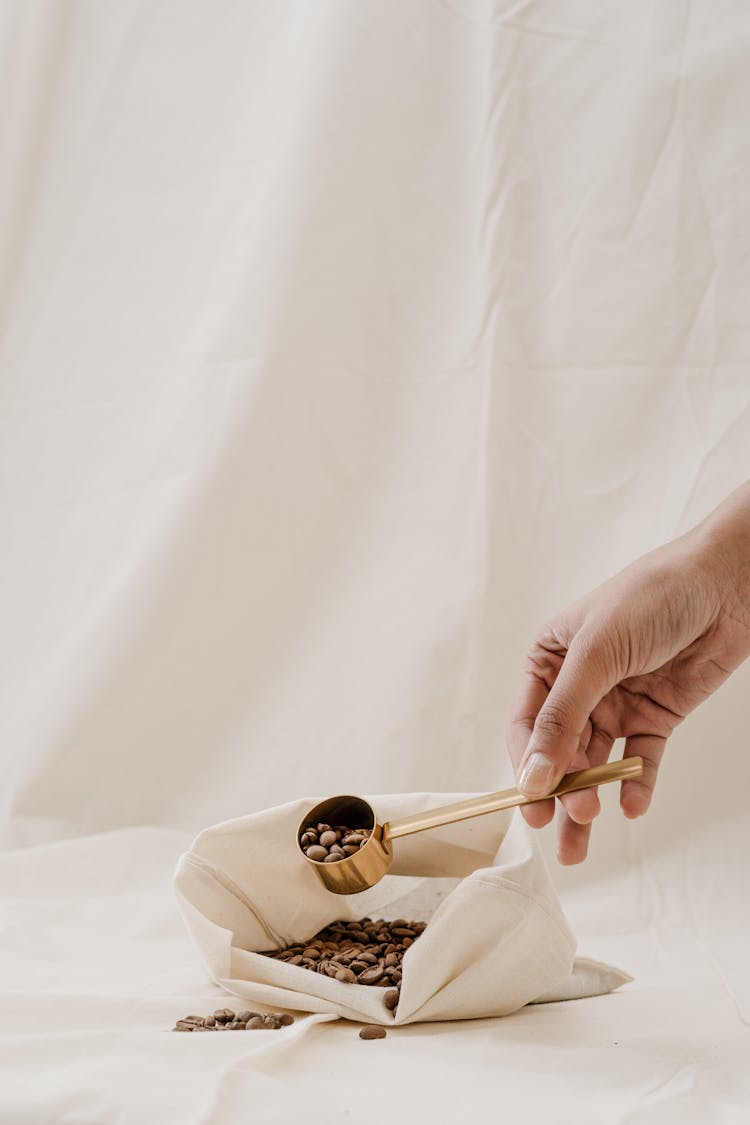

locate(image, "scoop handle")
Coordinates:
383 757 644 842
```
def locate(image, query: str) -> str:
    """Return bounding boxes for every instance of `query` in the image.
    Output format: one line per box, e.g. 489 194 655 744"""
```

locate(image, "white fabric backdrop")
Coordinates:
1 1 749 1121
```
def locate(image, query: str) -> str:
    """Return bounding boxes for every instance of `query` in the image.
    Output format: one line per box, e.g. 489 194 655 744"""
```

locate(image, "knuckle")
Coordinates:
534 703 571 740
526 629 567 687
578 620 628 679
634 759 659 791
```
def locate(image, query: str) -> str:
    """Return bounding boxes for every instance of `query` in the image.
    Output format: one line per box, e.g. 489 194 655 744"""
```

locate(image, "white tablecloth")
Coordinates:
1 2 749 1120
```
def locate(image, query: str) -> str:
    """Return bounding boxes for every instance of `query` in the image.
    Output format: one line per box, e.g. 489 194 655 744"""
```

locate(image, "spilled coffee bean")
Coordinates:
359 1025 387 1040
172 1008 294 1032
261 916 426 1013
299 823 373 863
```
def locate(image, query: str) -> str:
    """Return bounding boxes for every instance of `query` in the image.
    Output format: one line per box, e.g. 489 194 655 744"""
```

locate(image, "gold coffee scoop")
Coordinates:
298 757 644 894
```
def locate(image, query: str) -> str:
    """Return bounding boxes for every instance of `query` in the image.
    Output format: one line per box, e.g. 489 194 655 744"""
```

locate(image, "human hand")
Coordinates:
507 483 750 863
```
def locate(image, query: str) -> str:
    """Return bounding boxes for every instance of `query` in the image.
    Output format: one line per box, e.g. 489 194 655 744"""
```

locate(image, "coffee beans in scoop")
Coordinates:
261 916 426 1012
299 823 373 863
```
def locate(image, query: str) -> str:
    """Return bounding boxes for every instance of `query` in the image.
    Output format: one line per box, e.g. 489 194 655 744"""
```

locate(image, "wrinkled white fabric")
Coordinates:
1 0 750 1121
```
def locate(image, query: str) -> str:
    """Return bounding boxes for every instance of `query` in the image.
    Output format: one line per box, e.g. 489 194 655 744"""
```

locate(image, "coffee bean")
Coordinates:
335 967 357 983
319 830 338 848
276 1013 294 1026
247 1016 266 1029
305 845 328 862
204 1015 216 1027
359 967 384 984
384 989 400 1011
174 1020 195 1032
359 1025 387 1040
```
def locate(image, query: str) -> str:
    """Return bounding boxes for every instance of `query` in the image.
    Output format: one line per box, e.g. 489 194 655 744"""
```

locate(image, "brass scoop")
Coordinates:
298 756 644 894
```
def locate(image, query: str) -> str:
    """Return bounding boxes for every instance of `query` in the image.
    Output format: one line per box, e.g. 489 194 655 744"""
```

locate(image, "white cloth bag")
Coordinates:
174 794 630 1024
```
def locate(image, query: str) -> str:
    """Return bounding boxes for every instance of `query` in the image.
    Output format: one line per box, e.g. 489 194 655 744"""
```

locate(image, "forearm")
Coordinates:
692 481 750 625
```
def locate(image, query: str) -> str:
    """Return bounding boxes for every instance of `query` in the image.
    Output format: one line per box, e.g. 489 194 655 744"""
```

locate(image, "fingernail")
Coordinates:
518 752 558 796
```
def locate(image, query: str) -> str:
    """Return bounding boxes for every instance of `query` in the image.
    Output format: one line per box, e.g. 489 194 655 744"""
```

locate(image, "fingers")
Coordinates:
555 726 614 862
521 720 611 846
558 786 601 826
557 725 613 826
521 724 592 830
508 658 605 832
517 630 619 797
555 733 663 862
520 796 556 829
555 809 593 865
621 734 666 818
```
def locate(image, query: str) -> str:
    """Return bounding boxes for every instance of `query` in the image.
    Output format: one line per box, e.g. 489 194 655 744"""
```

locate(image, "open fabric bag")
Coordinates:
174 793 630 1025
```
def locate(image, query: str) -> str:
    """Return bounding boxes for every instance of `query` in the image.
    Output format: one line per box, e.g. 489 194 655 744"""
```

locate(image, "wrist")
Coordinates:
692 482 750 627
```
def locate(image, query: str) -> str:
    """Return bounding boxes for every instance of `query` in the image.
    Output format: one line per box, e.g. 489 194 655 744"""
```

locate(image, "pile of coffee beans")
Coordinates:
299 822 373 863
173 1008 387 1042
172 1008 294 1032
261 916 426 1012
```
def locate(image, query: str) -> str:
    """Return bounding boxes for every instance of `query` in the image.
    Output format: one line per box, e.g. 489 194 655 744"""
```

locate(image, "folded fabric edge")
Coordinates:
530 956 634 1004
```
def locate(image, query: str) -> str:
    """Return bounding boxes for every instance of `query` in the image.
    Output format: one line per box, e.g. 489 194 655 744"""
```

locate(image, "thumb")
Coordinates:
517 632 618 797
